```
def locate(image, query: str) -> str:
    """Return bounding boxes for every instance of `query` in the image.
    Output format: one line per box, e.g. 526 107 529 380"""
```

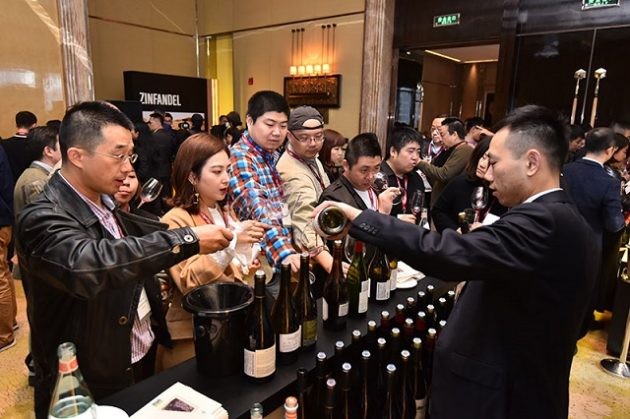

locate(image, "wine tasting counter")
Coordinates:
103 276 448 418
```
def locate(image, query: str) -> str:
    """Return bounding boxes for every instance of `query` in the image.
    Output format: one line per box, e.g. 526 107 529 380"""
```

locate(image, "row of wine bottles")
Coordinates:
250 326 430 419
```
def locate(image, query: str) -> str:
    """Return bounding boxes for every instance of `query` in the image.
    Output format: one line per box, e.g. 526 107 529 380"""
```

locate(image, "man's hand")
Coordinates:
236 220 269 244
283 253 301 273
191 224 234 254
378 187 401 215
397 214 417 224
312 201 362 240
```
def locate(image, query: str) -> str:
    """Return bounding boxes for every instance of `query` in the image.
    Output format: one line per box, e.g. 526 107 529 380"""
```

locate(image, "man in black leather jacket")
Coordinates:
15 101 234 418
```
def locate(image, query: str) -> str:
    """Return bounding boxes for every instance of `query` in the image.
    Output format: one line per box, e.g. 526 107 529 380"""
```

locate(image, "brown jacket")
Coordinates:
160 206 242 340
418 142 473 207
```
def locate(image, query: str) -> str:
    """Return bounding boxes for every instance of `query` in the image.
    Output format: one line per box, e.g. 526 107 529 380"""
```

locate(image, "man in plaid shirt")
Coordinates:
229 91 300 273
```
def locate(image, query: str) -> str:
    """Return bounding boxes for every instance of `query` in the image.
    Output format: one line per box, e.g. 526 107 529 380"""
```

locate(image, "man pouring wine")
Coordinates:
313 105 598 419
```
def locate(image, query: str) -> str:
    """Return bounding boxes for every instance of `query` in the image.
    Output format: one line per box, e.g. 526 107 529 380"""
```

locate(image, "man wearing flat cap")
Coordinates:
277 106 333 272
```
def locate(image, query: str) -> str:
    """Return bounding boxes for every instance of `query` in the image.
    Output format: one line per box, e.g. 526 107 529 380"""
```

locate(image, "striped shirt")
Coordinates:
229 132 295 268
59 173 154 363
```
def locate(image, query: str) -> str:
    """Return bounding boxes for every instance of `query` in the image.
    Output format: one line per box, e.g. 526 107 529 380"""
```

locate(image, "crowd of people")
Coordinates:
0 90 629 418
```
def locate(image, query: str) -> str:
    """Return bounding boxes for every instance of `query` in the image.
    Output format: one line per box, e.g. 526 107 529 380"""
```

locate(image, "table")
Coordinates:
102 276 449 418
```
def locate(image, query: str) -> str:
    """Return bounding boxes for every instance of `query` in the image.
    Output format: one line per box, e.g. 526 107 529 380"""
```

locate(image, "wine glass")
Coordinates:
230 192 283 224
372 172 402 205
294 226 324 258
343 235 356 262
470 186 489 223
136 178 163 208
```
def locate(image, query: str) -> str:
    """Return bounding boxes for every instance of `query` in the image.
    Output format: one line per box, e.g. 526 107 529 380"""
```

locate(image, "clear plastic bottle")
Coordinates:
48 342 97 419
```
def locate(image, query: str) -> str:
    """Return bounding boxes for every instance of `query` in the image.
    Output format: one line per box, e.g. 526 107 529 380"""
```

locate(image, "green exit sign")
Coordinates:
582 0 621 9
433 13 461 28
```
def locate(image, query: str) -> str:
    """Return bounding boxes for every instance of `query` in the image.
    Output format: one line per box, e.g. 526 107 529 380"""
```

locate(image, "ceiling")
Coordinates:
425 44 500 63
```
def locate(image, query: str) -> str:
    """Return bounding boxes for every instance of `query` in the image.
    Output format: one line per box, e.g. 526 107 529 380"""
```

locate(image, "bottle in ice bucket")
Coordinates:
313 206 348 238
48 342 97 419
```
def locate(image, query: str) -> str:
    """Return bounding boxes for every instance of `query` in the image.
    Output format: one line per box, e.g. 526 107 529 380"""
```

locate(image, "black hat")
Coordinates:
288 106 324 131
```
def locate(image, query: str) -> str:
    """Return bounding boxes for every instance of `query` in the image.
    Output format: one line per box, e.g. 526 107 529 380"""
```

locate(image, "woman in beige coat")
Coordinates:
156 133 266 371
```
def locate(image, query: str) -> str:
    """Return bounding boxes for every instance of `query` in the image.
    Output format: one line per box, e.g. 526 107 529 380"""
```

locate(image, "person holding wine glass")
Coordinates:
379 126 425 222
417 117 473 207
319 133 400 263
432 137 507 232
228 91 302 278
156 133 267 371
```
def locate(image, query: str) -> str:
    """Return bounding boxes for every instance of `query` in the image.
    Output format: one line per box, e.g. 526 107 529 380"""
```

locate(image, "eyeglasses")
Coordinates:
92 151 138 165
290 131 325 144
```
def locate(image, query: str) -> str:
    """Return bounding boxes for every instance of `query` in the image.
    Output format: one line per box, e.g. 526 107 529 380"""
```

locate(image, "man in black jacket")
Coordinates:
16 101 234 418
315 105 598 419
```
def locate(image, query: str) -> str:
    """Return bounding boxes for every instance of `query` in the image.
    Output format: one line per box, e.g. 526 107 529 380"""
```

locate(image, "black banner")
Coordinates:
123 71 208 119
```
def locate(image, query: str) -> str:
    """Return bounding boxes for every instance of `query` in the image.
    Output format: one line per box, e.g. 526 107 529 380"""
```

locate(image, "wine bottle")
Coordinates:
436 297 448 321
389 327 401 367
334 340 346 379
48 342 97 419
312 352 328 418
350 329 363 364
379 310 391 338
244 270 276 382
322 240 349 331
398 350 417 419
425 304 436 330
388 257 398 295
416 291 429 311
338 363 354 419
423 328 437 388
313 206 348 238
296 368 308 419
458 211 471 234
411 338 427 419
394 304 406 329
415 311 427 340
368 247 391 303
324 378 337 419
403 318 415 350
383 364 397 419
437 319 447 338
374 337 388 414
284 396 299 419
365 320 378 355
405 297 416 318
419 208 430 230
425 284 435 303
294 253 318 349
347 241 369 318
359 350 373 419
271 263 301 365
250 402 264 419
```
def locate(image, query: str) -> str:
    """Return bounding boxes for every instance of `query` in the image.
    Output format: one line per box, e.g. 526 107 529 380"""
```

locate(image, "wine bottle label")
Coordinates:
58 358 79 374
390 268 398 291
322 299 329 321
338 302 349 317
279 326 302 353
244 344 276 378
358 289 369 313
415 397 427 419
376 282 390 301
302 319 317 345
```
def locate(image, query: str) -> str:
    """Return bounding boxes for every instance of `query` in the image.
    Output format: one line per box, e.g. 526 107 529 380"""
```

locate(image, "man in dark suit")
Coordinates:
1 111 38 187
316 105 598 418
562 127 624 246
